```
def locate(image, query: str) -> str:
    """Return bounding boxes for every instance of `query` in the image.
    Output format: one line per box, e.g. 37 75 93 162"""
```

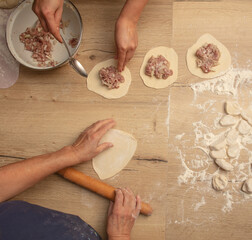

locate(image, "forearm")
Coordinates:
0 146 76 202
118 0 148 24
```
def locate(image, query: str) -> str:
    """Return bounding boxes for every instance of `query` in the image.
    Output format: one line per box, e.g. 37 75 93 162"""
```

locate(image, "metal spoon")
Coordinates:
60 33 88 78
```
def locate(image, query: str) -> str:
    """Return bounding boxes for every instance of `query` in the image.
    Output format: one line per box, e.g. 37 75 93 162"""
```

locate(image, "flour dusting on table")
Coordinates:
168 67 252 223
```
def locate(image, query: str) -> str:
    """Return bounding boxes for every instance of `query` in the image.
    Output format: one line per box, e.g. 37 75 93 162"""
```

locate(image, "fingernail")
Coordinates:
109 143 113 147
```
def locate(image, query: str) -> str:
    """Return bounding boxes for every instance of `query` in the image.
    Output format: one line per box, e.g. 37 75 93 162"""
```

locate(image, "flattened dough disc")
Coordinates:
87 59 132 99
140 46 178 89
186 33 231 79
92 129 137 180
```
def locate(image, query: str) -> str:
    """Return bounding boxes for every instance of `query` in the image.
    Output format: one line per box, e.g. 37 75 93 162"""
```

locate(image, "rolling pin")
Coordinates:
57 167 153 216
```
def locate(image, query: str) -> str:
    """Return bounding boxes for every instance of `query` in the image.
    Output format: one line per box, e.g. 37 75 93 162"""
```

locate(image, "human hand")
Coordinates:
32 0 63 42
71 119 116 164
115 17 138 72
107 188 141 240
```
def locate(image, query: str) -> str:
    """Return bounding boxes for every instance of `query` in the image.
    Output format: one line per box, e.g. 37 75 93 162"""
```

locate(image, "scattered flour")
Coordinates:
168 68 252 221
193 196 206 211
191 67 252 98
175 133 185 140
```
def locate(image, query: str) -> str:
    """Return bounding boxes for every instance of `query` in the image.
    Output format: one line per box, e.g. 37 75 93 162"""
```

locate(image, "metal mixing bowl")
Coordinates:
6 0 83 70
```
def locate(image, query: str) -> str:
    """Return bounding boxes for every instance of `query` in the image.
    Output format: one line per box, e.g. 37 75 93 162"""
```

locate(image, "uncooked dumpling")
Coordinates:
92 129 137 180
242 178 252 194
212 174 228 191
186 33 231 79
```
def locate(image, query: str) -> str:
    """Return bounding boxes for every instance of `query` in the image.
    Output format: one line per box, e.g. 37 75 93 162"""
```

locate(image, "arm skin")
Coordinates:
115 0 149 72
0 119 115 203
0 118 141 240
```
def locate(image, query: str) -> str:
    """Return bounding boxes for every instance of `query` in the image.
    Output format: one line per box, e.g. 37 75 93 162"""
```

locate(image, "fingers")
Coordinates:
108 201 114 216
96 142 113 154
44 11 62 42
95 120 116 140
113 188 140 219
133 195 141 218
114 189 124 211
117 49 127 72
55 5 63 27
87 119 115 134
125 49 135 66
37 15 49 32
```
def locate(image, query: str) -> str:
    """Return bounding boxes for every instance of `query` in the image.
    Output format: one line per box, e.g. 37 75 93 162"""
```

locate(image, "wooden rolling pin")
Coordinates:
57 167 153 216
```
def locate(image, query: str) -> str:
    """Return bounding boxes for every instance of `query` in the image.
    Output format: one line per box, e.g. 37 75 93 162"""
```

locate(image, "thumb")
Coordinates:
96 142 113 154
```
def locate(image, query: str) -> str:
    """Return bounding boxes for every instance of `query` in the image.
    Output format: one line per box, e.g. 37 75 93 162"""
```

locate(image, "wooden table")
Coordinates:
0 0 251 239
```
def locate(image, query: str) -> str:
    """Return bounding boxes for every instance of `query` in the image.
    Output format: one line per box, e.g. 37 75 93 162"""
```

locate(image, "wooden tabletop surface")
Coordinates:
0 0 252 239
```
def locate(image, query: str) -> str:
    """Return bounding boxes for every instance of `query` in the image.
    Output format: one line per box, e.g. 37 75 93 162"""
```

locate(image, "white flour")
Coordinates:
168 67 252 223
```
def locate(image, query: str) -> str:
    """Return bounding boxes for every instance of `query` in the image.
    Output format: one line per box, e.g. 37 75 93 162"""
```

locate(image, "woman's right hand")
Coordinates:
107 188 141 240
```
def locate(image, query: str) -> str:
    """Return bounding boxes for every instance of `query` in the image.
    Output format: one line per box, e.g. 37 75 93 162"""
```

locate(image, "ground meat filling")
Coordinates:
195 43 221 73
19 22 57 67
145 55 173 79
69 38 78 48
99 66 125 89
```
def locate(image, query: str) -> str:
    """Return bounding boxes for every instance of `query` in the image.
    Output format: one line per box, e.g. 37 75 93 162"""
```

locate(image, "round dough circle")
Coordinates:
87 59 132 99
186 33 231 79
92 129 137 180
140 46 178 89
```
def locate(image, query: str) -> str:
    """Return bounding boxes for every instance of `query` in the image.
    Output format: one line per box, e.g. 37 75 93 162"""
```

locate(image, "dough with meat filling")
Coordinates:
186 33 231 78
140 46 178 89
87 59 131 99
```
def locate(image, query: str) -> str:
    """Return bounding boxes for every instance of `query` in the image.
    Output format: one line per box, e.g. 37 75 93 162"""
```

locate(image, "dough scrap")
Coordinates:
241 111 252 126
186 33 231 79
238 119 251 135
227 144 240 158
87 59 132 99
212 174 228 191
219 115 238 127
226 129 239 145
92 129 137 180
215 159 233 171
210 148 227 159
140 46 178 89
209 135 226 151
225 102 241 116
242 178 252 194
0 0 19 8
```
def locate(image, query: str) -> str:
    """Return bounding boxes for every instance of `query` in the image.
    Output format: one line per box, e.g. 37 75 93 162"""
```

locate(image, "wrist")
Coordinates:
116 15 138 27
108 236 130 240
56 146 80 166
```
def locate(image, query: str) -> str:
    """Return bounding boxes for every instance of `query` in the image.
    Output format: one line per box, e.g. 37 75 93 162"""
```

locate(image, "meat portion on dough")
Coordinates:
99 66 125 89
195 43 221 73
19 22 57 67
145 55 173 79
